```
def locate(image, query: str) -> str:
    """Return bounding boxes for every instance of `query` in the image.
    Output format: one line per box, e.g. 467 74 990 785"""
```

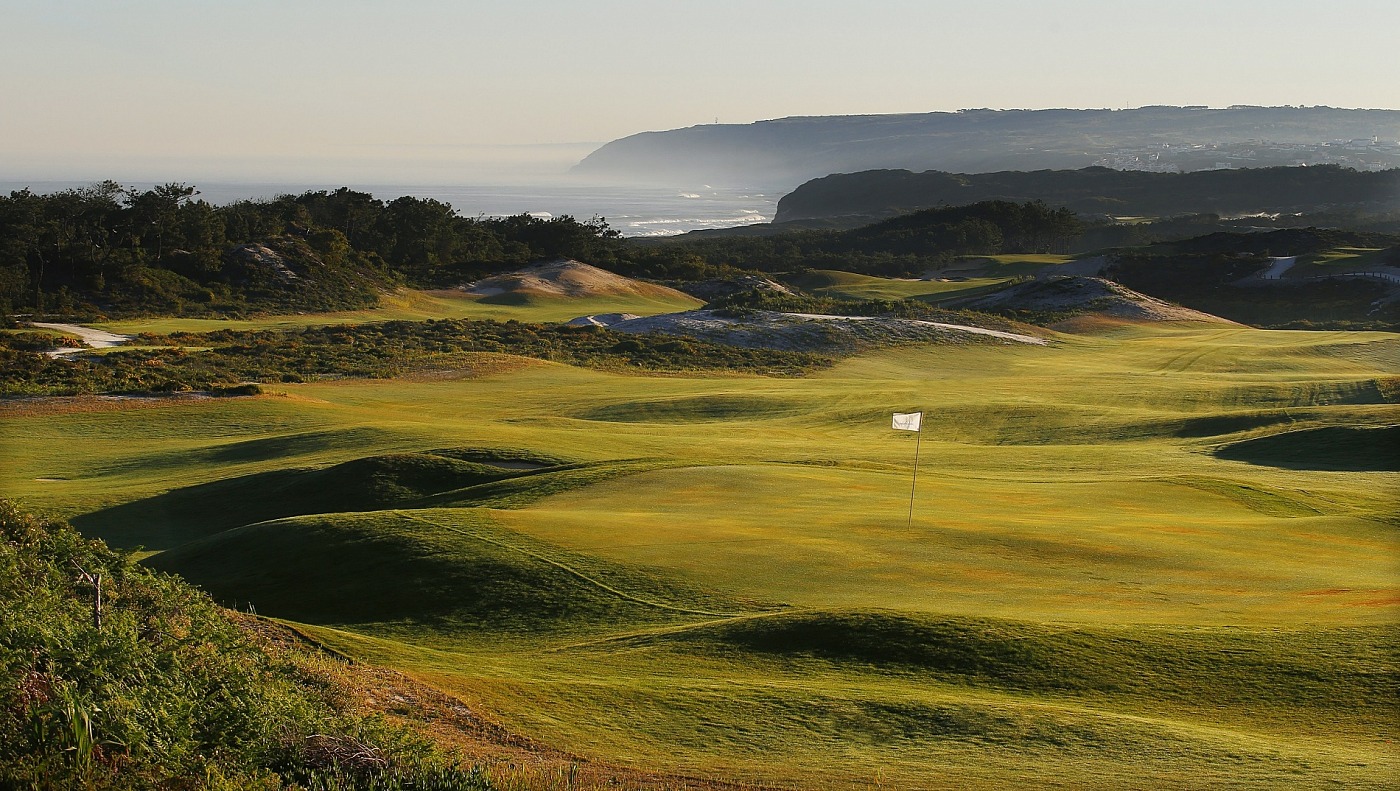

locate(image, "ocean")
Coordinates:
0 180 780 238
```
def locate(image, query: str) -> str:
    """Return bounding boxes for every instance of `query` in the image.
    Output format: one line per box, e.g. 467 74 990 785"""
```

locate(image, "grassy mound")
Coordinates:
414 458 682 509
778 269 1008 302
919 403 1307 445
644 610 1399 709
1215 425 1400 471
76 452 528 550
145 509 737 633
423 446 573 468
577 394 801 423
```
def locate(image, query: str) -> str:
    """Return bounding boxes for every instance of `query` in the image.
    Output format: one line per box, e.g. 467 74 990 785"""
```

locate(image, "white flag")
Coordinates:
892 411 922 432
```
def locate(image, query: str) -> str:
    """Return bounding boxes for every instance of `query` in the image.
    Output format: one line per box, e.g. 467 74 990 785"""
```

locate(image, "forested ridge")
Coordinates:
4 181 1397 340
0 183 632 319
774 165 1400 223
1 185 1091 318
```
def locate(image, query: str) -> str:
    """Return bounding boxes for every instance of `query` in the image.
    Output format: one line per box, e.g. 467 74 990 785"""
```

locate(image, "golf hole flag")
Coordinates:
892 411 923 432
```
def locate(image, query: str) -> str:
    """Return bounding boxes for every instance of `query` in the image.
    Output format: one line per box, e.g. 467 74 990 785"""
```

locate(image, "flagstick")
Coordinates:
907 424 922 528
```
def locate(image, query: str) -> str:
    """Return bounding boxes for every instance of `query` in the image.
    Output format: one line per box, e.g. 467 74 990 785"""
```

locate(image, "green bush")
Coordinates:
0 500 489 790
2 318 831 396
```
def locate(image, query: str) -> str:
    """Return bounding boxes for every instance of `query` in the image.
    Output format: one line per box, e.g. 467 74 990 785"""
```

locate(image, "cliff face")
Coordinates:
571 106 1400 187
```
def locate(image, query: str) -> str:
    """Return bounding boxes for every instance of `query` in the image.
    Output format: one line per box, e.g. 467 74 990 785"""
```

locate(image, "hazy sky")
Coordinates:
3 0 1398 183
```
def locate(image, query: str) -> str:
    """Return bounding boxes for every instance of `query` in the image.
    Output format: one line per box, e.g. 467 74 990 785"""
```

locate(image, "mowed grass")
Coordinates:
1289 246 1391 279
4 322 1399 788
91 287 703 335
944 253 1077 277
493 464 1395 625
297 613 1398 790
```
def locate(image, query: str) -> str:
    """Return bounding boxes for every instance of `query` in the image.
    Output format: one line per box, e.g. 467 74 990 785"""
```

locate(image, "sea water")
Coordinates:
0 180 779 238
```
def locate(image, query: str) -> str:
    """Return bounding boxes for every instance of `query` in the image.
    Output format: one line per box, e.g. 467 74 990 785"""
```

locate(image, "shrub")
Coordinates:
0 501 489 790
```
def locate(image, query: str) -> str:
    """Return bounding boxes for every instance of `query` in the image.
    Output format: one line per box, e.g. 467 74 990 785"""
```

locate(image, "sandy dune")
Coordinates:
466 259 692 300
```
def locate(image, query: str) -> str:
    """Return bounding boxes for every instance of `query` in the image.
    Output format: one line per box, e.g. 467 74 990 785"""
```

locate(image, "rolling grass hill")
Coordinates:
144 508 754 635
72 450 546 549
778 269 1010 301
4 321 1398 789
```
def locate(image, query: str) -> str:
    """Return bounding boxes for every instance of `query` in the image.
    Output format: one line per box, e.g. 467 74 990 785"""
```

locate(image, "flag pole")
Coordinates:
907 420 922 528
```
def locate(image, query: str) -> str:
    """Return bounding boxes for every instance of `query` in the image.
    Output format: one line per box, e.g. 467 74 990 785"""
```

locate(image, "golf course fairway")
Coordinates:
4 322 1396 789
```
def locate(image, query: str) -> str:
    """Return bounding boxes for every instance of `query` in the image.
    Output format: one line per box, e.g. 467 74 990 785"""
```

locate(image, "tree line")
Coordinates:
0 183 631 318
1 182 1084 319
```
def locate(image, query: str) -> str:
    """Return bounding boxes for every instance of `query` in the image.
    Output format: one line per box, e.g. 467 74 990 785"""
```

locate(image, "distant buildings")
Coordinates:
1092 138 1400 173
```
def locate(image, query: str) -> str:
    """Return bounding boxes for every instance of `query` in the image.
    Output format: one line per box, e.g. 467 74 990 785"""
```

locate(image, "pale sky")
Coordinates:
3 0 1398 183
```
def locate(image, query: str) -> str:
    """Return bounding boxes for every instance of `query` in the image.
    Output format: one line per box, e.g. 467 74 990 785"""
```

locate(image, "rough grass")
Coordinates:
91 288 704 336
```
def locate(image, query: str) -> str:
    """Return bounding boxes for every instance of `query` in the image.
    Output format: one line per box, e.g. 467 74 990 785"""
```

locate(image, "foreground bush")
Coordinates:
0 500 489 790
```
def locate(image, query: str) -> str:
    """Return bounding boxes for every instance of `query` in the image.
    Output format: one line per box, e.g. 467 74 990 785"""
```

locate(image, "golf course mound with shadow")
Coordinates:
1214 425 1400 471
75 451 540 549
145 510 733 633
638 611 1398 707
577 394 803 423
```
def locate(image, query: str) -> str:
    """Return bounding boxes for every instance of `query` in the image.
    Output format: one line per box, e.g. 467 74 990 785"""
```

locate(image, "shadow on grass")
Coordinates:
1214 425 1400 471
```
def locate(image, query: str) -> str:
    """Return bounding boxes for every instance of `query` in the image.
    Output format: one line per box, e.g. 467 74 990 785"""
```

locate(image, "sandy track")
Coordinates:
31 322 132 357
1259 256 1299 280
781 312 1048 345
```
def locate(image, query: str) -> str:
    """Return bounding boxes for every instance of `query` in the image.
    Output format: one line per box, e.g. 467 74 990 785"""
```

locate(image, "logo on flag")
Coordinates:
892 411 922 432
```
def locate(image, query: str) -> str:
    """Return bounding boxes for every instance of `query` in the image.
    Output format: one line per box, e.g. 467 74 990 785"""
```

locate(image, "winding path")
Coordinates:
1259 256 1298 280
782 312 1049 345
30 322 132 357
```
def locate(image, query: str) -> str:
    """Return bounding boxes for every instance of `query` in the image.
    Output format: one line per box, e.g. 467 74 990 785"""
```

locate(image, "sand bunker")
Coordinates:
585 310 1046 352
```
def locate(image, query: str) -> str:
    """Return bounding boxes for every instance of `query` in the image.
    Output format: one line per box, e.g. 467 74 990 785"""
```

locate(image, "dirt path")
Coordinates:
30 322 132 357
782 312 1049 345
1259 256 1299 280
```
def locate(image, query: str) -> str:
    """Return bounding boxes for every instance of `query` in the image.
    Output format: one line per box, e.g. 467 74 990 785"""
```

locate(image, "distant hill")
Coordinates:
573 106 1400 186
773 165 1400 224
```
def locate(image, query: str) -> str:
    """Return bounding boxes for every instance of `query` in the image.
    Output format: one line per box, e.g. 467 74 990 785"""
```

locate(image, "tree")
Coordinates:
124 183 200 260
